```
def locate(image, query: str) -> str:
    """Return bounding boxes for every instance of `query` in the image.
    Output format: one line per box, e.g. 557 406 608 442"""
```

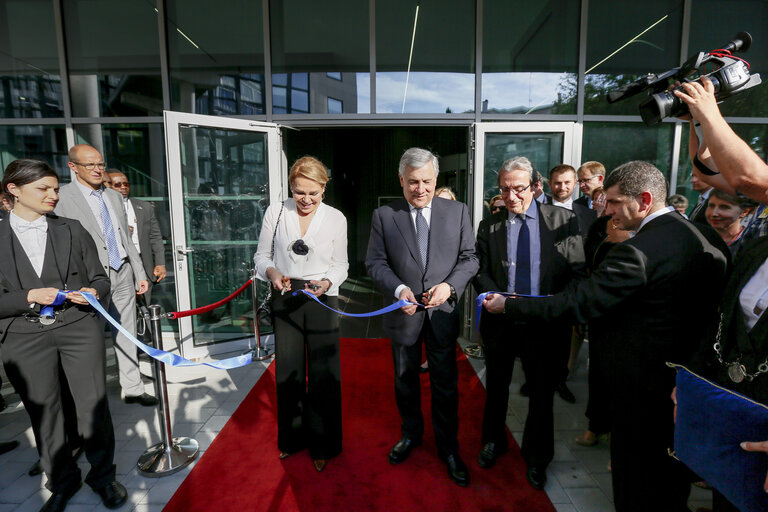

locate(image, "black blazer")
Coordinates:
473 201 586 297
0 214 110 340
505 211 729 396
572 202 597 236
129 198 165 280
574 195 591 209
365 197 479 346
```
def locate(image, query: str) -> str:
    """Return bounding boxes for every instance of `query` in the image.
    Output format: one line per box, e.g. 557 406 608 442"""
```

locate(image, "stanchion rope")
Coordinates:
166 278 253 319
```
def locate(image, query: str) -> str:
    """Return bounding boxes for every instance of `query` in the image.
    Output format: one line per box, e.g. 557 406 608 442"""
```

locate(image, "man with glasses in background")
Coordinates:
473 156 585 490
575 161 606 209
56 145 157 406
108 170 166 304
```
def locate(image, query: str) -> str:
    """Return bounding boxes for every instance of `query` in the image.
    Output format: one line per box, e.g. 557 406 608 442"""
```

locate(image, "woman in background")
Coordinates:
254 156 348 472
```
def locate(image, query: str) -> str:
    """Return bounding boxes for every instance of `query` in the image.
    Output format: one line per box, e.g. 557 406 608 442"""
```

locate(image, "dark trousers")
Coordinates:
391 316 459 456
2 315 116 493
481 312 565 469
610 395 690 512
273 284 342 460
584 326 611 435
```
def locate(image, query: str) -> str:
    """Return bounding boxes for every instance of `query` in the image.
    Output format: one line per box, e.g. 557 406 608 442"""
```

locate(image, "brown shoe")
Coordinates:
313 459 327 472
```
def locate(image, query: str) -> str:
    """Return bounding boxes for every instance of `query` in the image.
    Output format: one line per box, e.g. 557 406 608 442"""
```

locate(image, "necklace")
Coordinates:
713 313 768 383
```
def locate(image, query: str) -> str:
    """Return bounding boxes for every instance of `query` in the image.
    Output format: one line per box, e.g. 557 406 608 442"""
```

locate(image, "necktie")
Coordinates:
415 208 429 270
515 215 531 295
92 189 123 271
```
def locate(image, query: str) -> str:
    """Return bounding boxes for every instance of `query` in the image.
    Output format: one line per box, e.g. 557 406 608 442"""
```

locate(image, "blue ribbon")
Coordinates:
40 291 68 319
79 292 253 370
292 289 423 317
474 291 550 330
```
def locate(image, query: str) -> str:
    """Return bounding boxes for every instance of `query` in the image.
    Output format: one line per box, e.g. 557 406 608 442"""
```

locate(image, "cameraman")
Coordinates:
674 75 768 204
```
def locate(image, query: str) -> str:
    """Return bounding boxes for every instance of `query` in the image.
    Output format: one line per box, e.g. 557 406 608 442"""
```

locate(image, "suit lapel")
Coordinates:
68 184 105 242
0 218 21 289
47 216 71 284
537 202 554 289
490 212 508 288
393 200 421 268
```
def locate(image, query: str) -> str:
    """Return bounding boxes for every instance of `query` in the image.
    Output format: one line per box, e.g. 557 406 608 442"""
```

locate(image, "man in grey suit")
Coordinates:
55 145 157 406
365 147 479 487
108 170 166 303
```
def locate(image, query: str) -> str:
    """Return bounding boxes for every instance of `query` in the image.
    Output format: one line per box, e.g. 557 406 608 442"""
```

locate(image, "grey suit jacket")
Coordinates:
129 198 165 281
54 182 148 287
365 197 479 346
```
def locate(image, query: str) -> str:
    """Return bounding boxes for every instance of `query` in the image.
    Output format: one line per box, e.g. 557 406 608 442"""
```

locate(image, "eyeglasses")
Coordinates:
112 182 129 188
499 184 531 196
72 161 106 170
577 176 599 185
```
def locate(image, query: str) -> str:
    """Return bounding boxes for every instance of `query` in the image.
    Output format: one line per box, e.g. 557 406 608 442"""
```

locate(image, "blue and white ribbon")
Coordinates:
292 289 423 316
79 292 253 370
474 291 550 329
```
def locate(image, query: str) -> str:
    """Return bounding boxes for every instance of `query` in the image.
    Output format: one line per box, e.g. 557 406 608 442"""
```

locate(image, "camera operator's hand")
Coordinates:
674 76 720 123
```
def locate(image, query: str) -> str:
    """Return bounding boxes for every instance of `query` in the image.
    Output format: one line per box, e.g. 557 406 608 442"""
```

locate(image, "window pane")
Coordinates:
0 1 64 118
376 0 474 113
0 125 68 176
585 0 683 116
327 97 342 114
63 0 163 117
270 0 369 113
688 0 768 118
168 0 265 115
582 122 675 177
482 0 579 115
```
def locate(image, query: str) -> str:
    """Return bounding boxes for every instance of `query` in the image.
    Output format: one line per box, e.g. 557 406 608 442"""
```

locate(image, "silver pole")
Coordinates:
137 304 199 477
244 269 274 361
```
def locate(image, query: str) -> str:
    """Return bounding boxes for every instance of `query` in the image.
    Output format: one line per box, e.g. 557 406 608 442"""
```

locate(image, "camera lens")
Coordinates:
639 90 683 125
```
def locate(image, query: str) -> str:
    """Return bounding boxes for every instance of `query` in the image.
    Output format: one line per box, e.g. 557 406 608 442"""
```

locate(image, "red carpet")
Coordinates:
164 339 556 512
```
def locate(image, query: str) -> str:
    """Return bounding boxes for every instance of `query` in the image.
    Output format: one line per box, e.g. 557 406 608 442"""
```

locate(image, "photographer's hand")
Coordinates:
674 76 720 123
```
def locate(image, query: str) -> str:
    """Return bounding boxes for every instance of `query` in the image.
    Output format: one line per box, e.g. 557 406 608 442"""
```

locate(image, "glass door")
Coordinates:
472 122 581 230
164 112 284 359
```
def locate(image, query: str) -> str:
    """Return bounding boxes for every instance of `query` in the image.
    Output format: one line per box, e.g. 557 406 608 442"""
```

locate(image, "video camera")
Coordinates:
607 32 762 125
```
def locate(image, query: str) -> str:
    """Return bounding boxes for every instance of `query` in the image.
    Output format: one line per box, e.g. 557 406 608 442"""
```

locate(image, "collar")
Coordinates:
9 211 48 232
552 197 573 209
76 178 104 198
699 188 712 202
407 200 433 212
636 205 674 233
507 200 539 222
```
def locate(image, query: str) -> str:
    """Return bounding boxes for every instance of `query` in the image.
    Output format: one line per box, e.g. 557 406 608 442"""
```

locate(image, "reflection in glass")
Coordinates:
482 0 579 115
0 125 68 177
376 0 474 114
482 133 564 209
0 0 63 118
63 0 162 117
582 122 674 178
178 125 269 345
168 0 265 115
585 0 683 116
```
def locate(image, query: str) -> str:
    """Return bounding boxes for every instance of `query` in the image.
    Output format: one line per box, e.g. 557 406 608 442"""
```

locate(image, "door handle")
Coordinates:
175 245 194 261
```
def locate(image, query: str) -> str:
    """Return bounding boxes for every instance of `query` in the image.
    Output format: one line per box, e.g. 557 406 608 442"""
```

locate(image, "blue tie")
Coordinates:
92 189 123 271
515 215 531 295
415 208 429 270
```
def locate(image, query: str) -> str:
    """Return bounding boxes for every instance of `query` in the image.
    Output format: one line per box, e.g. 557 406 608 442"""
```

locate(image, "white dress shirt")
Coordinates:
636 206 675 233
552 197 573 210
75 180 127 260
122 198 141 254
254 199 348 296
9 212 47 277
740 256 768 331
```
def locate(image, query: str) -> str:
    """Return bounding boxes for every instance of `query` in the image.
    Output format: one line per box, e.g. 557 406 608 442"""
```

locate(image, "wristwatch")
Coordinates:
447 283 457 300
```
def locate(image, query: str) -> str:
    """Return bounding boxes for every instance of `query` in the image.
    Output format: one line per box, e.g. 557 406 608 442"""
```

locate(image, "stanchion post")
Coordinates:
245 268 273 361
137 304 199 477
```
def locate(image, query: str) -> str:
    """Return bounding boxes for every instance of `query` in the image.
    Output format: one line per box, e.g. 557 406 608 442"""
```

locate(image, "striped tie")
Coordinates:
92 189 123 271
416 208 429 270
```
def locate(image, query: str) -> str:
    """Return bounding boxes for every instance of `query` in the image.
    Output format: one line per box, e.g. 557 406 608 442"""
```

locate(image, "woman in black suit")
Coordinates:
1 159 126 511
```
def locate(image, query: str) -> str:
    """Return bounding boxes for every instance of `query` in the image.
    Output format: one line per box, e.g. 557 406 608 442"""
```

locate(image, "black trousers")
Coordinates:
272 283 342 460
2 315 116 493
391 315 459 456
480 311 566 469
584 325 611 435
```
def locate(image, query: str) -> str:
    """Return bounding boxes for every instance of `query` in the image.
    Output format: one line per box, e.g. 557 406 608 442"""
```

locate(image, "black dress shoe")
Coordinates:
41 482 82 512
442 453 470 487
124 393 158 406
388 437 421 465
29 459 42 476
556 383 576 404
526 466 547 490
477 442 507 469
95 480 128 509
0 440 18 456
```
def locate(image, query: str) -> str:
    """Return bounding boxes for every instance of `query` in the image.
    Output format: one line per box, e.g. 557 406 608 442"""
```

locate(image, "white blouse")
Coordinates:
254 199 348 296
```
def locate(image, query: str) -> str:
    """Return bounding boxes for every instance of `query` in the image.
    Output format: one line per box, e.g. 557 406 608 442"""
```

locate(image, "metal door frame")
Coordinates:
164 111 284 359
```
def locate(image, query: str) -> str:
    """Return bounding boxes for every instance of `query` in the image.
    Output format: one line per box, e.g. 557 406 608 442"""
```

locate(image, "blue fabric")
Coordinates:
674 367 768 512
40 290 68 319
